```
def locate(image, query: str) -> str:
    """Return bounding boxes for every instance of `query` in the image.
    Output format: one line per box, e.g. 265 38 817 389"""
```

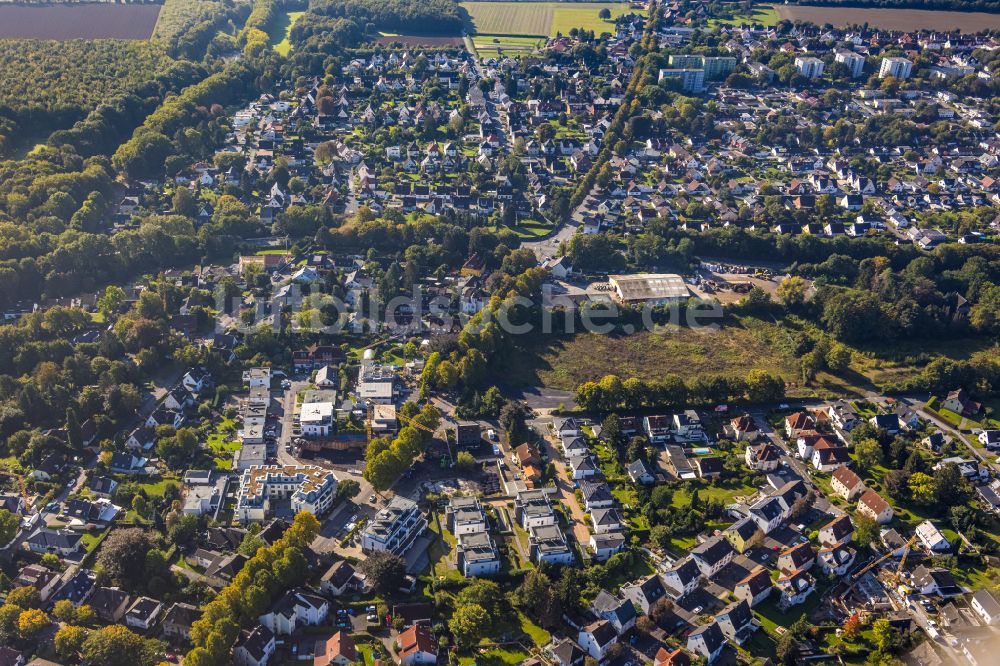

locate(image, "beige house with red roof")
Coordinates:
831 467 865 501
857 489 894 524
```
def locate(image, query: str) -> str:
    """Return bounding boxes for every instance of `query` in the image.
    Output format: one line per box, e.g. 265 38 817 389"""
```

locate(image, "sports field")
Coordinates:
776 5 1000 31
463 2 635 38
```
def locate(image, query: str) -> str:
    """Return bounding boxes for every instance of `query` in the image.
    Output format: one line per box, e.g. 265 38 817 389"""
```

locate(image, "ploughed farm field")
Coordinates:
776 4 1000 32
0 3 162 39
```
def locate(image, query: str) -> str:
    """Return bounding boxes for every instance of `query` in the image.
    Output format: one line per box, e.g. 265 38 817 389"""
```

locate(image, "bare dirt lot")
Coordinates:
0 4 161 39
776 5 1000 32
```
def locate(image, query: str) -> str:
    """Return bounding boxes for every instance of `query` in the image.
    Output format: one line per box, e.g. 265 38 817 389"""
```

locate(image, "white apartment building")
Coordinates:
236 465 339 522
880 57 913 80
794 56 825 79
361 496 427 554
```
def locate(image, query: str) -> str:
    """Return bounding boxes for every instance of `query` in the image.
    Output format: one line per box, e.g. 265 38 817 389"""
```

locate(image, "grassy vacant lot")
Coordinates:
776 5 1000 31
507 319 802 391
506 312 1000 400
709 3 779 27
269 10 304 56
463 1 633 38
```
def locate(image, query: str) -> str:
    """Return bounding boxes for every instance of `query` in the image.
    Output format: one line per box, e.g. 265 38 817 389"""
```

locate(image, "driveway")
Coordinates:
537 431 592 546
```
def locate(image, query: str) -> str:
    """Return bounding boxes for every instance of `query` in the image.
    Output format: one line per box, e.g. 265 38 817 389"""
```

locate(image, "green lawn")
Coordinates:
708 3 779 27
671 479 758 507
519 612 551 645
490 219 554 239
550 4 632 36
463 2 637 38
458 646 529 666
137 477 179 498
268 10 305 56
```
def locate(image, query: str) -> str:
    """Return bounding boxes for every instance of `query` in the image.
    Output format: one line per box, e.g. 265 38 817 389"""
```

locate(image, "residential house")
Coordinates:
313 631 357 666
626 459 655 485
777 542 815 575
817 544 856 576
687 622 726 663
857 489 894 524
89 587 132 623
162 602 203 641
125 596 163 631
25 528 81 556
663 559 702 600
234 625 276 666
745 442 781 472
259 589 329 635
971 589 1000 625
831 467 865 501
691 537 735 578
397 625 438 666
578 620 618 661
733 567 772 608
716 599 754 645
654 648 691 666
528 524 574 565
13 565 61 602
776 570 815 609
591 591 637 635
694 456 723 479
319 561 362 597
724 518 762 554
942 389 979 417
915 520 951 552
622 574 667 614
590 533 627 562
912 566 962 598
456 531 501 577
819 515 854 548
729 415 759 441
548 638 585 666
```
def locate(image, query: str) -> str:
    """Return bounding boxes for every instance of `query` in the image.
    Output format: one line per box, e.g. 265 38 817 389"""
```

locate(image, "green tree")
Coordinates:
871 618 901 654
934 462 965 507
0 508 18 546
81 625 162 666
5 586 40 609
745 369 785 403
96 528 156 590
853 514 879 549
55 624 89 661
17 608 49 639
358 551 406 596
456 451 476 471
854 438 881 473
825 344 852 372
449 603 490 648
776 275 808 309
908 472 936 505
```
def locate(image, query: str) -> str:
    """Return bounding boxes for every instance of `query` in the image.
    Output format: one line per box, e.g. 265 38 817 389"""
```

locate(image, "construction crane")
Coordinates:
893 535 918 585
838 534 919 608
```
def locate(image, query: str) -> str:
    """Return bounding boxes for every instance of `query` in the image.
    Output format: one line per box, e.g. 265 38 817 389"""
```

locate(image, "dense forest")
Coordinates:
0 41 179 154
300 0 465 35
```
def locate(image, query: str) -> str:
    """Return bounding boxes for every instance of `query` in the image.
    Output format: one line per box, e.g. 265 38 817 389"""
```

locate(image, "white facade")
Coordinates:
236 465 338 523
880 57 913 80
361 496 426 554
835 50 865 78
794 57 825 79
300 401 334 437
